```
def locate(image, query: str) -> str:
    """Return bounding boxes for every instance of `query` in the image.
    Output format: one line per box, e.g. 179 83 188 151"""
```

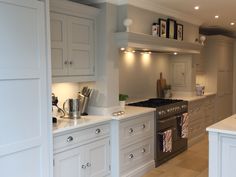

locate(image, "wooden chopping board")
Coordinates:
157 72 166 98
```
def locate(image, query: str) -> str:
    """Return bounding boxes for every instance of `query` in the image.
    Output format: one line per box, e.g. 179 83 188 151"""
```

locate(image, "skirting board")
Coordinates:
121 160 155 177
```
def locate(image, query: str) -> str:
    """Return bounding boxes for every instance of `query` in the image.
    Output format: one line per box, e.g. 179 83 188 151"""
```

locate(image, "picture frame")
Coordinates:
177 24 183 41
159 19 167 38
167 18 177 39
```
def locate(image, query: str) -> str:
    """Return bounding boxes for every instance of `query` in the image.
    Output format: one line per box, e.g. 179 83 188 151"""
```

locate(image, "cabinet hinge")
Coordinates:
109 165 111 171
109 140 110 145
53 159 55 166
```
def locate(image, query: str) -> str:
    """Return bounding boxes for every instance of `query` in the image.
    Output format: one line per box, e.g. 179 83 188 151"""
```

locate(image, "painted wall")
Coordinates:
119 52 170 101
51 82 95 108
118 5 199 43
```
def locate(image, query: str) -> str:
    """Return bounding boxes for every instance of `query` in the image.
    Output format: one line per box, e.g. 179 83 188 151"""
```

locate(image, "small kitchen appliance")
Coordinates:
129 98 188 167
63 99 81 119
196 84 205 96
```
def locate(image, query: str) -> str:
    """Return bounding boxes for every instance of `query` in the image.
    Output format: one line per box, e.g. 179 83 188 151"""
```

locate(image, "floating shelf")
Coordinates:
114 32 202 54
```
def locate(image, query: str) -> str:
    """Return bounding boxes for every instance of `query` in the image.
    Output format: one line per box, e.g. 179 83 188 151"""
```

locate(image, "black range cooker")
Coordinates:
128 98 188 167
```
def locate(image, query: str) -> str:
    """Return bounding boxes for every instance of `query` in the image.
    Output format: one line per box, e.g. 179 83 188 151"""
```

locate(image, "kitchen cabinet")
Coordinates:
188 99 206 145
193 49 205 73
111 112 155 177
53 123 111 177
50 0 99 83
169 55 195 92
204 35 234 121
0 1 52 177
207 124 236 177
188 95 216 146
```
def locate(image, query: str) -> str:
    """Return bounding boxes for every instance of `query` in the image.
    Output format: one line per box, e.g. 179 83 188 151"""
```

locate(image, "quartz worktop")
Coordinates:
206 114 236 135
171 92 216 102
53 106 155 134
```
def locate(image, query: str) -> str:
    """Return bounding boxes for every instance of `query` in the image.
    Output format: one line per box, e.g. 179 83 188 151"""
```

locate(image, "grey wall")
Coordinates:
118 5 199 43
119 52 170 101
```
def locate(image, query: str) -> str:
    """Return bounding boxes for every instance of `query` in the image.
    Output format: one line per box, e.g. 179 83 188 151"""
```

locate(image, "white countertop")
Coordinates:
207 114 236 135
171 92 216 102
53 115 111 134
111 106 156 121
53 106 156 134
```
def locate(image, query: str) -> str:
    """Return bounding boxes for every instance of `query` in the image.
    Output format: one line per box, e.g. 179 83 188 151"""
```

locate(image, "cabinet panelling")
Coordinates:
204 35 234 121
111 112 155 177
50 0 99 83
53 123 110 177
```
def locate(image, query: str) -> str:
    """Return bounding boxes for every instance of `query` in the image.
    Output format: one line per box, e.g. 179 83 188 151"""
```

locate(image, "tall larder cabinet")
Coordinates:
0 0 52 177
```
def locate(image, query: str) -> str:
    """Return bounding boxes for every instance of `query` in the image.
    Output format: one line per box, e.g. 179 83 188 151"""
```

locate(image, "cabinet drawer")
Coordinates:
120 138 154 175
119 113 154 147
54 123 110 151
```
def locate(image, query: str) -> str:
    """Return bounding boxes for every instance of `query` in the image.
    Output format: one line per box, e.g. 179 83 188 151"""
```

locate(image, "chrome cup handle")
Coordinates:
63 99 70 115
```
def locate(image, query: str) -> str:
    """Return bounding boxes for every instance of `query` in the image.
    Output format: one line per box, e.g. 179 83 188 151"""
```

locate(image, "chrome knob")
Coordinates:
64 61 68 65
95 128 101 134
81 165 86 169
86 162 91 167
67 136 73 142
128 154 134 159
141 148 146 153
69 61 73 65
129 128 134 133
142 124 146 129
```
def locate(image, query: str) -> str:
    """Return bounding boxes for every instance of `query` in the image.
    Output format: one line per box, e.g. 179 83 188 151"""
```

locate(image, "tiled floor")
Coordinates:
143 136 208 177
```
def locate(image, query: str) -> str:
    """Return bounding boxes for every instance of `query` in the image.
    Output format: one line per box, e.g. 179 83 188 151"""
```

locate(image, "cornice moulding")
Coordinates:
92 0 203 26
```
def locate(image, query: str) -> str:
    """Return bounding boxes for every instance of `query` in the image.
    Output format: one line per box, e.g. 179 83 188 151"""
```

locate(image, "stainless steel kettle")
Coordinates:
63 99 81 119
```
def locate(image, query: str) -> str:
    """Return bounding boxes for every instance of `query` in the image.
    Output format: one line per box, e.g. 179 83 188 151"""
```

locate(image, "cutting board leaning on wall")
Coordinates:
157 72 166 98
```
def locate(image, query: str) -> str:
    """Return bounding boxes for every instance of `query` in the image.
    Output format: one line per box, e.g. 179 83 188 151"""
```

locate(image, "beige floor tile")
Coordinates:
143 136 209 177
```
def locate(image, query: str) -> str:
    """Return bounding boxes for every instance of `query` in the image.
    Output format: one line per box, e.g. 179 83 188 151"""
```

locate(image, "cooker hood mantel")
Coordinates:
114 32 202 54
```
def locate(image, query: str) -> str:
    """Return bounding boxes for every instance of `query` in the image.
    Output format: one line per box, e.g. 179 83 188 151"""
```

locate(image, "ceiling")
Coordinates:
152 0 236 34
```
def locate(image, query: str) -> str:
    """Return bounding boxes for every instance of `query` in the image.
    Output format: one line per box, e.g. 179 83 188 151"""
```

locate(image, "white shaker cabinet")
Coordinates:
53 123 111 177
169 55 195 92
50 0 99 83
111 112 155 177
207 127 236 177
0 1 52 177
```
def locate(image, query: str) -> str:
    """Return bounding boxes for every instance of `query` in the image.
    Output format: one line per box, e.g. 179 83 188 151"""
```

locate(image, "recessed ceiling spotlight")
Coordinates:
120 47 125 51
230 22 235 26
132 50 136 53
194 6 199 10
215 15 219 19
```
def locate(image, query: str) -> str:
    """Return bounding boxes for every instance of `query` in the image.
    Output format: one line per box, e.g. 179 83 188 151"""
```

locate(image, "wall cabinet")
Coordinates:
50 0 99 83
169 55 195 92
53 123 111 177
111 112 155 177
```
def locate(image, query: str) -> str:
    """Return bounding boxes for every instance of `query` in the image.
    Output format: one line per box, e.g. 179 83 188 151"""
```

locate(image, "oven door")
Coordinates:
156 115 187 166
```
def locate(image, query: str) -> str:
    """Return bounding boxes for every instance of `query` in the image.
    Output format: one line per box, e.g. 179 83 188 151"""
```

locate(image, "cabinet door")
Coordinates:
171 62 186 87
0 1 51 177
220 136 236 177
67 16 95 76
54 147 85 177
50 13 68 76
86 138 110 177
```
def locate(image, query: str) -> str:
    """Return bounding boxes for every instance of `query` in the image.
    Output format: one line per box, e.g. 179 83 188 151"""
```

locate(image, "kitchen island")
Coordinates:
207 115 236 177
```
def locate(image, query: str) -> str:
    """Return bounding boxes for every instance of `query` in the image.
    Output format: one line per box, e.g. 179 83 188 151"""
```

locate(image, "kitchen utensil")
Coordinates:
157 72 166 98
63 99 81 118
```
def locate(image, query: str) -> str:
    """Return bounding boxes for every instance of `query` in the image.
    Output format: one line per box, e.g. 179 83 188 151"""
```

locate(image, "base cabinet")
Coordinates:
54 138 110 177
111 112 155 177
208 132 236 177
53 123 111 177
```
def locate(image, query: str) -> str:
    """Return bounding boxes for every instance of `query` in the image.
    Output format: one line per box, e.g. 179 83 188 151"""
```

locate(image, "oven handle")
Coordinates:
158 115 181 123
